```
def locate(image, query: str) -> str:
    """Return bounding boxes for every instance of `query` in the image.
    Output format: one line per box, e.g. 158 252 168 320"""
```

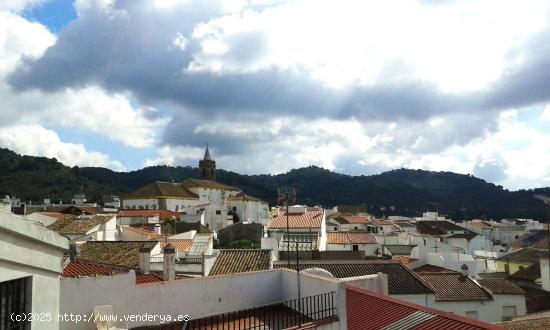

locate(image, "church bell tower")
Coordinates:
199 144 216 180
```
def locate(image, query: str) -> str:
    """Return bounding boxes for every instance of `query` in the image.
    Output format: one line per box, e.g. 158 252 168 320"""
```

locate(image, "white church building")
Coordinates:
121 146 269 231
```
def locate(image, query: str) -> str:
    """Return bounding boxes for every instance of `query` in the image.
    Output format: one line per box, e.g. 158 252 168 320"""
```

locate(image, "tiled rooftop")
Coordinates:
346 285 504 330
275 261 433 295
496 248 549 264
338 213 371 224
509 262 540 281
122 225 163 239
62 260 127 277
414 264 459 273
268 209 323 229
159 239 193 252
209 249 272 276
498 316 550 330
63 260 167 284
125 181 199 199
48 215 114 235
478 279 525 295
78 241 159 268
417 273 492 302
326 232 377 244
395 256 419 265
416 220 473 235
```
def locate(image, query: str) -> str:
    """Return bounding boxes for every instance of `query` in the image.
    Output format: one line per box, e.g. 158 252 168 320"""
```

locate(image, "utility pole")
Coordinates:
278 186 301 326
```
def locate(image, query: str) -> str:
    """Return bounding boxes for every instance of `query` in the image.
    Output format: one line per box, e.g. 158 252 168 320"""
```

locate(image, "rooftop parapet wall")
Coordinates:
60 267 386 329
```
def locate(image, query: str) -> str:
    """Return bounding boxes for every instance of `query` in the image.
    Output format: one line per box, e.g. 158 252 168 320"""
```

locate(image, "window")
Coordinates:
1 277 30 329
216 210 221 215
352 245 359 251
518 265 525 271
465 311 478 320
354 226 358 230
502 306 517 321
334 227 338 231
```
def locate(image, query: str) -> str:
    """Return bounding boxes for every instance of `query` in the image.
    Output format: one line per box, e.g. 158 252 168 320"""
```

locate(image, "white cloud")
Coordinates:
543 104 550 121
0 10 166 149
0 0 47 14
190 0 550 91
0 124 125 170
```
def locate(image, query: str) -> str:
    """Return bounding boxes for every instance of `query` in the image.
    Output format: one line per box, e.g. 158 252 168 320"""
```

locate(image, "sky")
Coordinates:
0 0 549 190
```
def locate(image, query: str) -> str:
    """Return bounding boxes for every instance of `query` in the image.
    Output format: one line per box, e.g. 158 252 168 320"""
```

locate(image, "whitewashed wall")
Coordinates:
0 210 68 330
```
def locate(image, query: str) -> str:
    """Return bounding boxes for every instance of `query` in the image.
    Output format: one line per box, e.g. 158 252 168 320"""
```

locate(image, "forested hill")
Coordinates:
0 148 548 220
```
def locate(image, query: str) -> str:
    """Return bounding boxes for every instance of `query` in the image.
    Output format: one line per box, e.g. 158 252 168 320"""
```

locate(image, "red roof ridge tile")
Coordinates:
346 285 505 329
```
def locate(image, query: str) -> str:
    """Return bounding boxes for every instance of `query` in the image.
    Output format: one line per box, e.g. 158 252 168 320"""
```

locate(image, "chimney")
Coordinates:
460 264 469 277
541 257 550 292
154 223 162 235
139 246 151 274
69 242 79 261
163 243 176 281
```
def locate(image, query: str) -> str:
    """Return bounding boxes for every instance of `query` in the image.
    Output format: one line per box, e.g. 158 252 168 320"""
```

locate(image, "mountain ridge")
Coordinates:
0 148 548 220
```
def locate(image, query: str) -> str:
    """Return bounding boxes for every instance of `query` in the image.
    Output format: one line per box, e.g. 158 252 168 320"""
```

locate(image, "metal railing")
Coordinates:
187 291 336 330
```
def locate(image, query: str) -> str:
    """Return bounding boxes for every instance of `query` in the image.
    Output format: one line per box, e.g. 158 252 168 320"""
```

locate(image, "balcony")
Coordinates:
136 292 337 330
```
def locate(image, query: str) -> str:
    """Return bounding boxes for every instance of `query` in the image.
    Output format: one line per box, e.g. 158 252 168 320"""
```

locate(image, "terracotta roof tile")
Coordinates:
346 285 504 330
268 209 322 229
338 214 371 224
78 241 159 268
35 212 73 220
63 260 168 284
49 215 114 235
414 264 459 273
159 239 193 252
418 273 492 302
496 248 550 264
478 279 525 295
135 273 164 284
121 225 163 239
498 316 550 329
275 261 433 295
62 260 127 277
125 181 199 199
209 249 271 276
395 256 419 265
373 220 394 225
416 220 474 236
326 232 377 244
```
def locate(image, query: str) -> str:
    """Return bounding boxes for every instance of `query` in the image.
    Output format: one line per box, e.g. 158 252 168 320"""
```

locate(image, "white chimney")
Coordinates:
139 246 151 274
154 223 162 235
163 243 176 281
541 257 550 292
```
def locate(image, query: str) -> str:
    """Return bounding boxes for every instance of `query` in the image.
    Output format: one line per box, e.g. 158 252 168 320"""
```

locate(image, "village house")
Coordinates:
262 205 327 258
121 146 269 231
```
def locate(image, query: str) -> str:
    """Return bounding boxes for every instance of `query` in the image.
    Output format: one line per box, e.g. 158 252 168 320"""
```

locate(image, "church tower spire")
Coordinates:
199 143 216 180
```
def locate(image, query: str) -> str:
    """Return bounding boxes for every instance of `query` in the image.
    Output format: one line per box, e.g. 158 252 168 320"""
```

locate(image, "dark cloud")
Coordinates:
7 0 550 160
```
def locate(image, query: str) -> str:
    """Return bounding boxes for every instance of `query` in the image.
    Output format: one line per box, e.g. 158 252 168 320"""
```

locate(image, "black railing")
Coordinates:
176 257 202 264
187 292 336 330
